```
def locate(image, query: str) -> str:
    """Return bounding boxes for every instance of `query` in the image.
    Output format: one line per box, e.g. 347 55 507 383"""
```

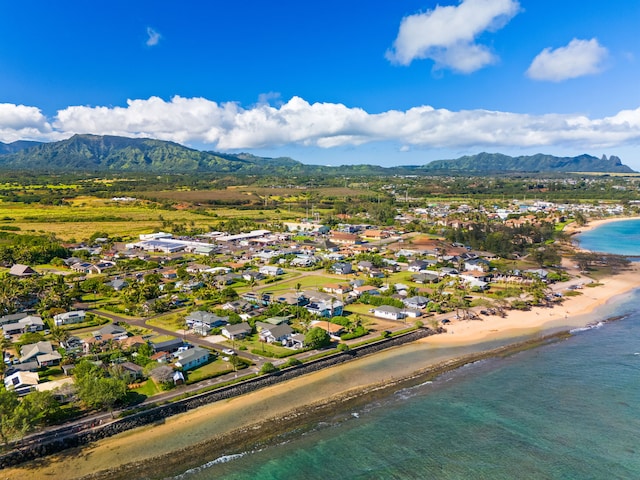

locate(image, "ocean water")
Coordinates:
174 221 640 480
575 218 640 255
177 293 640 480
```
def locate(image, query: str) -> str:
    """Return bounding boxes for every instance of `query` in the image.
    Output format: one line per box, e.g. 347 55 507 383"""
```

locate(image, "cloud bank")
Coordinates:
1 96 640 153
386 0 520 73
527 38 608 81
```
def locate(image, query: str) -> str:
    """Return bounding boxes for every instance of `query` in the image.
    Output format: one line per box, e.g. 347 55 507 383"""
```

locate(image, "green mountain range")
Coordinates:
0 134 635 174
418 152 634 173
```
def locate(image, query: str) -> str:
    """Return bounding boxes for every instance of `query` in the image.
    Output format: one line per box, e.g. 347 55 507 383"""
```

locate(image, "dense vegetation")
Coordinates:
0 134 635 174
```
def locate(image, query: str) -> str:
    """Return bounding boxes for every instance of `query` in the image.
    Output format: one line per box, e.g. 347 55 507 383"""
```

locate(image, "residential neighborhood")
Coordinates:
0 187 634 458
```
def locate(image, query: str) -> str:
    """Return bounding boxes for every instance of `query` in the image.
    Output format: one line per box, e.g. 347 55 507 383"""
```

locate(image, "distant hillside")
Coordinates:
419 152 635 173
0 140 42 155
0 134 307 173
0 135 634 175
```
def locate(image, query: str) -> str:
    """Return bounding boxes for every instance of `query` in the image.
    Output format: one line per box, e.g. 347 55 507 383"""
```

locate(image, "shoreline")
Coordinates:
4 220 640 479
79 331 580 480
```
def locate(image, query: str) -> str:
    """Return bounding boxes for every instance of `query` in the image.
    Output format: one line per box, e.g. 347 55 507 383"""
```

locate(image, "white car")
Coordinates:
222 348 236 355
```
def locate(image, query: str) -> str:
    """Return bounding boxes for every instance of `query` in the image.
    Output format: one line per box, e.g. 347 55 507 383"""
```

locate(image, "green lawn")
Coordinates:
185 359 236 382
132 378 161 398
233 335 297 358
147 312 186 331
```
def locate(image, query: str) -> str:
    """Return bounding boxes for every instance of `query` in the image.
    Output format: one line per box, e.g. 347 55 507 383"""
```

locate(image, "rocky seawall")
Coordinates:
0 327 438 469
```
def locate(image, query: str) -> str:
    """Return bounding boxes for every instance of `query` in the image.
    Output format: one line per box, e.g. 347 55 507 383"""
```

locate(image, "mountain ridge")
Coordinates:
0 134 634 174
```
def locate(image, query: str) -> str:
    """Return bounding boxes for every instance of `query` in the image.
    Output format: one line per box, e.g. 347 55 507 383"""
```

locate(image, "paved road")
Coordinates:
89 308 267 365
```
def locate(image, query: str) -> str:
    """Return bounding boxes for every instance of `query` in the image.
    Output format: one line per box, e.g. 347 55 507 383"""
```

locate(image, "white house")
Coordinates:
372 305 406 321
259 265 284 276
4 371 39 395
54 310 86 326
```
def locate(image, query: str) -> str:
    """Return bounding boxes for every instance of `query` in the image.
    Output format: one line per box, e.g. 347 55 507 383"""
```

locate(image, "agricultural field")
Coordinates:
145 185 372 205
0 195 307 241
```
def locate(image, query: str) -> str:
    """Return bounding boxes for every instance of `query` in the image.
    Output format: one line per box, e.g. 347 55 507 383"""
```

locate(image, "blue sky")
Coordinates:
1 0 639 168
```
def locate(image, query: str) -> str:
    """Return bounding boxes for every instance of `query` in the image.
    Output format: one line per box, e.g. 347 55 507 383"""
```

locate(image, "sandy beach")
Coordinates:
4 218 640 479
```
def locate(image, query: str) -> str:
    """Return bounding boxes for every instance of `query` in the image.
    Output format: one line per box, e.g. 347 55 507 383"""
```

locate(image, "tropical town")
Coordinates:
0 179 636 469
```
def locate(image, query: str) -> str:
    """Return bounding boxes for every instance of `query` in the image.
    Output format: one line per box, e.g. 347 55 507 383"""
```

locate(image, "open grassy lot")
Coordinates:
146 312 186 331
0 195 304 241
131 378 161 398
184 359 236 382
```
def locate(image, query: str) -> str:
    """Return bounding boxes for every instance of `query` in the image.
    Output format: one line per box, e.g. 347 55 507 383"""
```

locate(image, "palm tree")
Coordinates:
50 326 70 347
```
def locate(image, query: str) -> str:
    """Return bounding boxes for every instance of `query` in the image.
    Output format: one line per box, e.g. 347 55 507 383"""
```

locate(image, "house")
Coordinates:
70 262 94 274
272 292 307 306
330 232 360 245
90 261 116 274
19 341 62 367
323 283 352 295
96 323 127 338
185 311 229 334
175 346 210 370
0 312 27 327
408 260 429 272
332 262 353 275
352 284 380 296
221 322 252 340
372 305 406 321
403 296 430 309
288 333 306 349
290 255 317 267
173 370 185 385
161 269 178 279
220 299 253 313
403 308 423 318
411 272 439 284
464 258 490 272
8 264 37 277
119 335 147 350
108 279 129 291
54 310 86 326
2 315 44 336
259 265 284 276
151 338 185 353
259 324 294 344
524 268 550 280
310 320 344 338
150 351 172 363
242 270 265 282
119 361 144 380
357 261 374 271
4 371 39 395
439 267 459 277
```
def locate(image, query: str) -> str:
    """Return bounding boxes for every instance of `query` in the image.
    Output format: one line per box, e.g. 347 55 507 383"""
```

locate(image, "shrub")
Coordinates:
260 362 278 375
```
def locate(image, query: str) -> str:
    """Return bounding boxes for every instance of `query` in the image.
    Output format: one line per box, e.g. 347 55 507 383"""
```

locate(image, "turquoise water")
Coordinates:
575 219 640 255
179 294 640 479
174 222 640 480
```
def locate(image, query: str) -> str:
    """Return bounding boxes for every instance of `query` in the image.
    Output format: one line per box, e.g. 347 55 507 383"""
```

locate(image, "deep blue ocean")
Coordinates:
176 220 640 480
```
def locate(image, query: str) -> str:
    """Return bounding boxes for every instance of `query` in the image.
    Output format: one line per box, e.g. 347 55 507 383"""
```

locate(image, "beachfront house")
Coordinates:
175 347 210 370
372 305 406 321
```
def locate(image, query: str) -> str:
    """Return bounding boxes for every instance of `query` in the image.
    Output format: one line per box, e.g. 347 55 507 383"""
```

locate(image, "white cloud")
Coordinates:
526 38 608 82
146 27 161 47
0 103 55 143
1 96 640 154
386 0 520 73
